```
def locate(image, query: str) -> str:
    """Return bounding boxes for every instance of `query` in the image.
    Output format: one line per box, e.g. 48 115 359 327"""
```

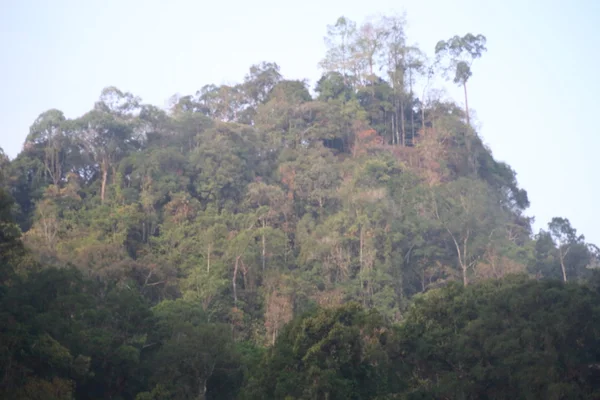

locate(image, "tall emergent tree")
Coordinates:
435 33 487 127
548 217 585 282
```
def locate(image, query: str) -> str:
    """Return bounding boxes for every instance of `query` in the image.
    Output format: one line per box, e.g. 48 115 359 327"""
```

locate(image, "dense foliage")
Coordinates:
1 13 599 399
245 276 600 399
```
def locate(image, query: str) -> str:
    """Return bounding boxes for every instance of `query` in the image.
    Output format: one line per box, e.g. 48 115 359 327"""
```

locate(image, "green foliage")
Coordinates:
1 11 599 400
245 277 600 399
435 33 487 86
398 275 600 398
146 299 241 399
243 303 401 400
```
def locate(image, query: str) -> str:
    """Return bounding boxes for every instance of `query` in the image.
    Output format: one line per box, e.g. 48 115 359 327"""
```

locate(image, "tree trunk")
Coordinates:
359 225 364 269
100 162 108 204
448 229 469 286
391 113 396 145
560 252 568 282
207 243 211 273
409 68 415 144
46 146 61 186
399 96 405 146
421 85 427 132
463 81 470 127
233 255 240 305
359 225 365 303
262 219 266 271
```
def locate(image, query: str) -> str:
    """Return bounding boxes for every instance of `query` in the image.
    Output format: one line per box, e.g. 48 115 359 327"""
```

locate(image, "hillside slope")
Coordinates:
1 13 598 399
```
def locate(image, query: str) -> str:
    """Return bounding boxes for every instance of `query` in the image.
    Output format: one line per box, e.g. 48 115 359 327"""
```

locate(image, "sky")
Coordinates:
1 0 599 244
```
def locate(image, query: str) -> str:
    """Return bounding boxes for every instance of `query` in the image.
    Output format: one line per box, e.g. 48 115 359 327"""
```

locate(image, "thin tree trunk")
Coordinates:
207 243 211 273
391 113 396 145
233 256 240 305
409 68 415 144
559 248 570 282
400 96 405 146
359 225 364 303
421 86 427 132
101 162 108 204
462 230 471 286
262 219 266 271
448 228 469 286
463 81 470 127
241 260 248 291
46 146 61 186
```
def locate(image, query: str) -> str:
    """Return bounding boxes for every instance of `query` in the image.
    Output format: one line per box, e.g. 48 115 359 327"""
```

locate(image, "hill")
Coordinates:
1 13 599 400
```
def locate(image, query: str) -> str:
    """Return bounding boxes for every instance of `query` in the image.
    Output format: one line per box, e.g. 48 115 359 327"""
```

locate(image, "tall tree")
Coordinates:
245 181 286 272
24 109 69 186
242 62 283 120
354 18 388 83
434 178 502 286
404 46 427 143
319 16 358 86
380 14 408 146
95 86 141 118
435 33 487 127
75 110 136 203
548 217 585 282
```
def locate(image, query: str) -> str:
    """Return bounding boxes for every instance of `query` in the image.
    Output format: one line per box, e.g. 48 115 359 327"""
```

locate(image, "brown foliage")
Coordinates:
278 164 296 200
474 247 526 281
313 287 344 308
352 128 384 158
264 289 293 345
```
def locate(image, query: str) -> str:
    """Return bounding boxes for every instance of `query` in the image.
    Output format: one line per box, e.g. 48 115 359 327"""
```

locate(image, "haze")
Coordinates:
1 0 599 242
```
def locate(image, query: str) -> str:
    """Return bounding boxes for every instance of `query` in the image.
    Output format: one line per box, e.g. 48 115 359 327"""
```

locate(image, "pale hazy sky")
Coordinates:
1 0 599 244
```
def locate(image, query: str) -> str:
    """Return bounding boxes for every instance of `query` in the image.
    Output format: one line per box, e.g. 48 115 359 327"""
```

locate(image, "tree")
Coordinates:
262 273 293 345
548 217 585 282
190 123 256 210
354 18 388 82
255 79 313 150
150 299 240 400
9 13 600 400
24 109 69 186
74 109 137 203
380 14 408 146
399 276 600 398
243 303 400 400
404 46 427 143
0 182 25 284
241 62 283 122
434 178 502 286
0 147 8 181
320 16 358 86
245 181 286 272
95 86 141 118
435 33 487 126
195 84 246 123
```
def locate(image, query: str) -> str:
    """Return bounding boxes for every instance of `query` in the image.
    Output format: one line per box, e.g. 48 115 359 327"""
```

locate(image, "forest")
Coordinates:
1 13 600 400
